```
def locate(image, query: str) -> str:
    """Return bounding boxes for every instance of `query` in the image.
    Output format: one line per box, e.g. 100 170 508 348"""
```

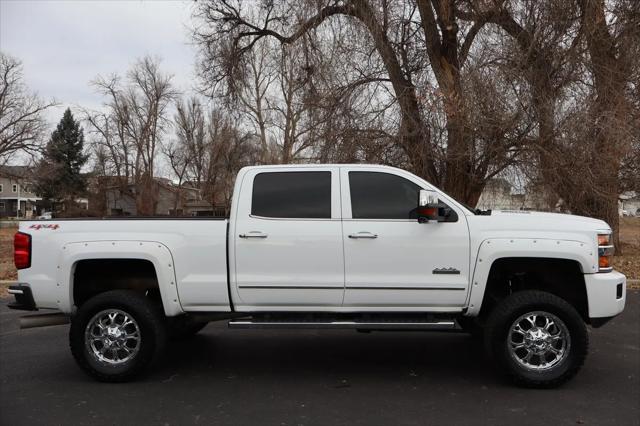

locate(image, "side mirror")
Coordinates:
418 189 439 223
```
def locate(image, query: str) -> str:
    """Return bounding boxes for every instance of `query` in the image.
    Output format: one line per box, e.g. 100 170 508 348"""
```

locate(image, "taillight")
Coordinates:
14 232 31 270
597 232 614 273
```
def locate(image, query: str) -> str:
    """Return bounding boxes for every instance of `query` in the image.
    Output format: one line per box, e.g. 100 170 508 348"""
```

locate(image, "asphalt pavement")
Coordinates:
1 292 638 426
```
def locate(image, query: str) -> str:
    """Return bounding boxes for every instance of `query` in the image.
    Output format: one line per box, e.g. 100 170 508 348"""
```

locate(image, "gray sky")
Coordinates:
0 0 197 124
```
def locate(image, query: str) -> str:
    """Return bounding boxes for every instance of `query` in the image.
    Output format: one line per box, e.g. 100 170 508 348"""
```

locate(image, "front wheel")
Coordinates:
69 290 167 382
484 290 588 388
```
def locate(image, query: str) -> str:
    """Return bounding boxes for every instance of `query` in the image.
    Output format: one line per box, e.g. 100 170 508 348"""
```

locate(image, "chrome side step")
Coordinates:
20 313 70 329
228 320 456 330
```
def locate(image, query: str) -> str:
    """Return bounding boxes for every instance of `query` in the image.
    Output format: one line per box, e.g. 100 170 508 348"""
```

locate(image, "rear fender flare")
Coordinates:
57 240 183 316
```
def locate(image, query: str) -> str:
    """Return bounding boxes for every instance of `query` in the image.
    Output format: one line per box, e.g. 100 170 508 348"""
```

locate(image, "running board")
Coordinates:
228 319 456 330
20 313 70 329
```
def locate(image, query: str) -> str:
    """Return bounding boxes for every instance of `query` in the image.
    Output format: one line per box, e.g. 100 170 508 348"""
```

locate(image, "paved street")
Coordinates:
1 292 638 426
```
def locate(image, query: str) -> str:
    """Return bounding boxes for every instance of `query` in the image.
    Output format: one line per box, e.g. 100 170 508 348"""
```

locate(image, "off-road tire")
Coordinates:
484 290 588 388
70 290 167 382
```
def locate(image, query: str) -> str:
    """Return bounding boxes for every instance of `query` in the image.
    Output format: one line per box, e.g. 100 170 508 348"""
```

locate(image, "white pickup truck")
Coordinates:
9 164 626 387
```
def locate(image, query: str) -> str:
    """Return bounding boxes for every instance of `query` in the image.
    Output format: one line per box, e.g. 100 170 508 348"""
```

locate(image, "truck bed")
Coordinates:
18 219 230 314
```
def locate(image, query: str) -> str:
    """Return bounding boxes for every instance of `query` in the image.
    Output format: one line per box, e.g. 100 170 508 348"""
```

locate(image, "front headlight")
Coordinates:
597 232 614 272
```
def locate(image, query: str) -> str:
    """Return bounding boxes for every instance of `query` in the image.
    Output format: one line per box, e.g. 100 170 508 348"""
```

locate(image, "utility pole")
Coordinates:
16 180 21 218
16 181 21 219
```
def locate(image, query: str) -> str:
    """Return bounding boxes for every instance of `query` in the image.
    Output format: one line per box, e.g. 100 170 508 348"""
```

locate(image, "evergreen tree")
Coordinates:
35 108 88 208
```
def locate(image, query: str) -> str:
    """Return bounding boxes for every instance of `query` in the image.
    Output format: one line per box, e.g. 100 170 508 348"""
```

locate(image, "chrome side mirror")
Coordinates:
418 189 439 223
419 189 438 208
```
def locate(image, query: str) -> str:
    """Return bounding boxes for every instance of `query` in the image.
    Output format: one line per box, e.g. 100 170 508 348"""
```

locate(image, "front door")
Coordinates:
233 167 344 309
340 168 470 309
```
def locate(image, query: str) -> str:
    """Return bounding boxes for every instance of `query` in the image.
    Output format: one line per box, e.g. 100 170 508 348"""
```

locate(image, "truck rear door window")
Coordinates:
252 171 331 218
349 171 420 219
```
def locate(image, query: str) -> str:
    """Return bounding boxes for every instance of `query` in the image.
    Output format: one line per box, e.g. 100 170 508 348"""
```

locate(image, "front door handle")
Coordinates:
348 232 378 239
239 231 268 239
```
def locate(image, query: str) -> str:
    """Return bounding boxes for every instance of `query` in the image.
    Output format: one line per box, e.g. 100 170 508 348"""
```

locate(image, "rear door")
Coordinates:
232 167 344 309
340 167 470 309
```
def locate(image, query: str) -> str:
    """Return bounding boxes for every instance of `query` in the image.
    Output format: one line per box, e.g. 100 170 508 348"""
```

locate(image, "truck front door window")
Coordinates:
349 171 419 219
252 171 331 218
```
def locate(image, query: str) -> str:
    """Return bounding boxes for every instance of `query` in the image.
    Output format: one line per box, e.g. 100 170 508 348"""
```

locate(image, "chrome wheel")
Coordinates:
85 309 141 365
508 311 570 371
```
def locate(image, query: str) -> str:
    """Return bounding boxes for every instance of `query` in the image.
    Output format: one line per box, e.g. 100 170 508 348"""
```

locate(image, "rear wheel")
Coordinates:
484 290 588 388
70 290 167 382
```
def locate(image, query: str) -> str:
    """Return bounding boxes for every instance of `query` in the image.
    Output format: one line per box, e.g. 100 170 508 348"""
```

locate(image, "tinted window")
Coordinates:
252 172 331 218
349 172 420 219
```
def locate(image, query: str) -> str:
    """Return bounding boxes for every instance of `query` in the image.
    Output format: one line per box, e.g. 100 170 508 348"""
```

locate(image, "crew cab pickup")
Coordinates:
9 164 626 387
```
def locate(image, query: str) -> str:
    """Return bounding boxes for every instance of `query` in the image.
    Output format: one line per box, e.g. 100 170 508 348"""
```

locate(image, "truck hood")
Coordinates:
468 210 610 236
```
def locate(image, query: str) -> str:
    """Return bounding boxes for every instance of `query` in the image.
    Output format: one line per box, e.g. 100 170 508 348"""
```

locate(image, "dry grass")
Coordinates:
0 218 638 297
1 226 17 298
0 226 17 281
0 282 10 298
613 217 640 284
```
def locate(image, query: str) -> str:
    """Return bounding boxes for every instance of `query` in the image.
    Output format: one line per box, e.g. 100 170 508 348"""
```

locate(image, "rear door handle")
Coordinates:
239 231 268 239
348 232 378 239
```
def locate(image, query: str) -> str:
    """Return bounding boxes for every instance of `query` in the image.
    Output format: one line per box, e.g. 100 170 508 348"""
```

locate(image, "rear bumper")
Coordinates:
584 270 626 325
7 284 37 311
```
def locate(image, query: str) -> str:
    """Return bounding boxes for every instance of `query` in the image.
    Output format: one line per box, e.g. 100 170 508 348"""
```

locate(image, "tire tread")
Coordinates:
69 290 166 382
484 290 589 388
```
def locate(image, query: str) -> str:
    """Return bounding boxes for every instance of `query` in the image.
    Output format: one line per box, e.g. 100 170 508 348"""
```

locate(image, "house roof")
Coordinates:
0 165 32 179
619 191 639 201
185 200 216 208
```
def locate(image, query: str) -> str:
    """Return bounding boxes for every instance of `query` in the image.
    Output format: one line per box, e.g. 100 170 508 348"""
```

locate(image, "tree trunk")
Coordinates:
441 78 473 203
136 173 156 216
573 0 632 248
350 0 437 187
415 0 480 205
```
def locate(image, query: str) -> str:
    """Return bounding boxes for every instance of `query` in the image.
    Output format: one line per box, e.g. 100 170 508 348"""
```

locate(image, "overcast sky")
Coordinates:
0 0 197 125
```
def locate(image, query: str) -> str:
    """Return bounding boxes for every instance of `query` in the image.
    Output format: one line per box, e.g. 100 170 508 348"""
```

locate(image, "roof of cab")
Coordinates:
241 164 398 170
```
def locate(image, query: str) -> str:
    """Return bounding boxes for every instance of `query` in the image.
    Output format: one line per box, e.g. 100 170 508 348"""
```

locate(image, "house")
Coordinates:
0 166 43 218
476 178 518 210
476 178 560 212
101 178 212 216
185 199 227 217
619 192 640 216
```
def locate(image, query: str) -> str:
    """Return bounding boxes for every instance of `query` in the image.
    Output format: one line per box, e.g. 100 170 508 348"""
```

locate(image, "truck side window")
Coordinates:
349 171 420 219
252 171 331 219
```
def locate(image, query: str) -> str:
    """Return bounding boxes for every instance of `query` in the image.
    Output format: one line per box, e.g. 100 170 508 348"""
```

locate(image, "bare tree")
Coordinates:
267 42 324 163
162 139 190 215
235 38 276 161
463 0 638 244
87 56 177 215
0 52 56 163
192 0 531 205
169 96 261 213
573 0 637 244
187 0 637 232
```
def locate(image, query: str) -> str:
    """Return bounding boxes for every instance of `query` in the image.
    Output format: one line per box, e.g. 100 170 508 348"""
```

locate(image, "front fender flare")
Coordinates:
465 238 596 316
